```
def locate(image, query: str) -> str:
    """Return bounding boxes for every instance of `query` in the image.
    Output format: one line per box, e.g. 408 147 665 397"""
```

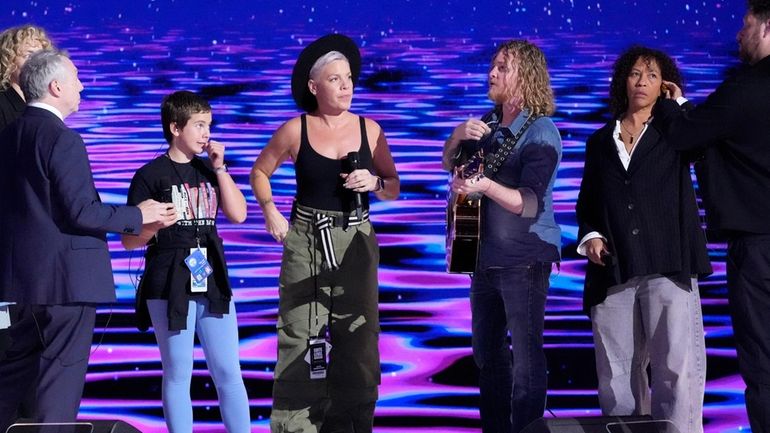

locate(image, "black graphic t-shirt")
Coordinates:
129 155 219 237
127 154 232 331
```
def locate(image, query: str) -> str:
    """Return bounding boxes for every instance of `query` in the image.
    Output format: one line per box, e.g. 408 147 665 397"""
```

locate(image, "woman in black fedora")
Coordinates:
250 34 399 432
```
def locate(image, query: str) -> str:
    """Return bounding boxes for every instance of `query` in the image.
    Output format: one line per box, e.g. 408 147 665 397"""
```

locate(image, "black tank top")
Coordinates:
295 114 373 212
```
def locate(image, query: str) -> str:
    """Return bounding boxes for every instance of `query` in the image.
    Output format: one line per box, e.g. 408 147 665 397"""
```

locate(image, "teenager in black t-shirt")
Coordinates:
122 91 250 432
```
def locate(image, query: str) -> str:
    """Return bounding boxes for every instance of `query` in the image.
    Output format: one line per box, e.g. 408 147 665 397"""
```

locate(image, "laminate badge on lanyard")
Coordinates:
185 247 212 293
305 338 331 379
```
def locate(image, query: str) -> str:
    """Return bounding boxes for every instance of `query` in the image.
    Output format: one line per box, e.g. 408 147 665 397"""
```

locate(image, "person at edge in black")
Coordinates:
654 1 770 430
0 24 53 360
250 34 399 433
576 46 711 433
442 40 562 433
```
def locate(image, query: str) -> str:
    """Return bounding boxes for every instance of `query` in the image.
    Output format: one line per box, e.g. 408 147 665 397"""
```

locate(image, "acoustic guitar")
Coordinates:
446 150 485 274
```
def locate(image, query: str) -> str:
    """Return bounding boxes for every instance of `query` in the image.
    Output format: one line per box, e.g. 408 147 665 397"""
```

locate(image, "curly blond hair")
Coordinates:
0 25 53 89
492 40 555 116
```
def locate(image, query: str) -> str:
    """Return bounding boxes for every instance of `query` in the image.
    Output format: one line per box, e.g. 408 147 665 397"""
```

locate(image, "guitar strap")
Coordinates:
482 113 539 180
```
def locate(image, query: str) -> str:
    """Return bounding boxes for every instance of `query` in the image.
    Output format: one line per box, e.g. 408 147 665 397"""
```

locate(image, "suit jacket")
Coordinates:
575 118 711 313
655 55 770 236
0 106 142 305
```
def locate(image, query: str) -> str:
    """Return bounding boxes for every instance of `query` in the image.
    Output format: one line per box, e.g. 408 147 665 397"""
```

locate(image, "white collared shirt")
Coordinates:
28 101 64 121
611 118 650 170
576 117 651 256
0 305 9 329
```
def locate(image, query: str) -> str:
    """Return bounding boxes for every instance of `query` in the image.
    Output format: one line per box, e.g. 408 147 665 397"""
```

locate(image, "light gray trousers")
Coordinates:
591 274 706 433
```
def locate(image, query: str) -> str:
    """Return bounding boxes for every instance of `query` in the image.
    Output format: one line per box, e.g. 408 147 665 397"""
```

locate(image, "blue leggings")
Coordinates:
147 298 250 433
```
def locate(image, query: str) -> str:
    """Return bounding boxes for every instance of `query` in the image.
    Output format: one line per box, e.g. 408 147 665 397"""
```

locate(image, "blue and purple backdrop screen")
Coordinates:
1 1 748 432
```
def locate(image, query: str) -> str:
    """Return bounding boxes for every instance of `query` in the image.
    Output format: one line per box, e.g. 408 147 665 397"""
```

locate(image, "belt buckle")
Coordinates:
336 215 350 230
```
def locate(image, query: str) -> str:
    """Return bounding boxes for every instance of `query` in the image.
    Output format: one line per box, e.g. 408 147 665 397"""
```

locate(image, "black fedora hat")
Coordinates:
291 33 361 112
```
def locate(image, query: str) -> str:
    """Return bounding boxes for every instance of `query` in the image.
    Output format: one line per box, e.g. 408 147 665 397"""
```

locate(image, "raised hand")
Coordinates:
204 140 226 170
451 118 492 142
661 81 683 100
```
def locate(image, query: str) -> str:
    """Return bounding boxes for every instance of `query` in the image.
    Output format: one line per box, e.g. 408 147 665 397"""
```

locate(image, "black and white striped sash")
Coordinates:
294 205 369 270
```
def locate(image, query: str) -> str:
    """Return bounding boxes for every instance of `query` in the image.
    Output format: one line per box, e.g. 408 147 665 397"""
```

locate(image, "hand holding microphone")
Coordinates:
342 151 385 220
342 153 380 191
137 198 178 229
136 177 177 231
345 151 364 220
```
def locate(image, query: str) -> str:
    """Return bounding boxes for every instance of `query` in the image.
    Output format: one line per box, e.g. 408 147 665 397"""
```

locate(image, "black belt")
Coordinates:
293 204 369 270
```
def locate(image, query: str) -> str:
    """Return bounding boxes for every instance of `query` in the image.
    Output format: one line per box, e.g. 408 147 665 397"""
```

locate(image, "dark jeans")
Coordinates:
727 235 770 433
471 262 551 433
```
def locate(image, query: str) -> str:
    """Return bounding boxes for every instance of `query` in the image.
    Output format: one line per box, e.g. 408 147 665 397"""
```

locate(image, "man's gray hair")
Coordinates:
20 49 68 102
309 51 349 80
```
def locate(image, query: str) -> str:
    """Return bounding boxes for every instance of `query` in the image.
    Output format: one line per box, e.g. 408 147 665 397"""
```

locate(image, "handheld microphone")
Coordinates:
347 151 363 220
160 177 173 203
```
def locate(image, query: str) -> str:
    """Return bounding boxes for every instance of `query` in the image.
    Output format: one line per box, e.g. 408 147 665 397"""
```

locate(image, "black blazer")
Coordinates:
655 55 770 236
0 106 142 304
575 117 711 313
0 87 25 132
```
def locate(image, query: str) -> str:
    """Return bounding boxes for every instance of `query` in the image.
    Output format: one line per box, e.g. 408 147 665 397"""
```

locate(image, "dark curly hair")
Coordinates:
609 45 683 117
749 0 770 21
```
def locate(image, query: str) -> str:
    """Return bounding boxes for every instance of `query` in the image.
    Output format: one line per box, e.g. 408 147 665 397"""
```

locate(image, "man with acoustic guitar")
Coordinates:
442 40 562 433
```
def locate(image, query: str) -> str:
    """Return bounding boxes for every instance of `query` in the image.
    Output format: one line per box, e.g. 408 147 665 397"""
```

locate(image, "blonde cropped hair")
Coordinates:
0 25 53 89
493 40 555 116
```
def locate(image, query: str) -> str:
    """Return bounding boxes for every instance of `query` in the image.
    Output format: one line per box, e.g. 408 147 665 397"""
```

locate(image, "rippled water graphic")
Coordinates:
1 1 750 431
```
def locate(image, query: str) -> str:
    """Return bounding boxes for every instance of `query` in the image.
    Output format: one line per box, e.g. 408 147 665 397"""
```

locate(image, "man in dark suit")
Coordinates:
576 46 711 433
654 1 770 430
0 49 177 431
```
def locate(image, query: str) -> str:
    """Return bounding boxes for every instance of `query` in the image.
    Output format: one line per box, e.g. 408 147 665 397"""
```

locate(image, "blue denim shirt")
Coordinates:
469 109 562 267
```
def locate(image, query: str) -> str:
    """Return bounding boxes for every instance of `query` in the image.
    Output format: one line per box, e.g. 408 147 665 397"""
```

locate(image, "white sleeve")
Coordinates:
577 232 607 256
0 304 11 329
